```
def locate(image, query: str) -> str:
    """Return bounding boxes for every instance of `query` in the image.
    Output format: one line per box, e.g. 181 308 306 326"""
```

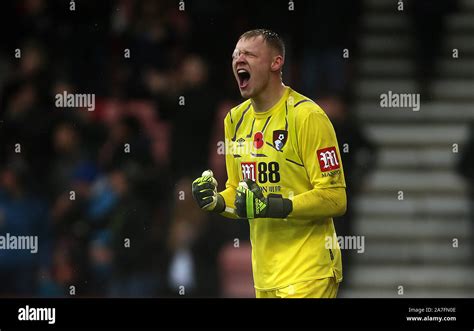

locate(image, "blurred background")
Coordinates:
0 0 473 298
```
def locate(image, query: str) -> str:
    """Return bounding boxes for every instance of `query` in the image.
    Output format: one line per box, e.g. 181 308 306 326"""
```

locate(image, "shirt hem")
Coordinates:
254 272 342 291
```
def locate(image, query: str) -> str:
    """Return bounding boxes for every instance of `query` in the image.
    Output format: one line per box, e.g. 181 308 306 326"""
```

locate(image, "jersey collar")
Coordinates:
251 86 291 119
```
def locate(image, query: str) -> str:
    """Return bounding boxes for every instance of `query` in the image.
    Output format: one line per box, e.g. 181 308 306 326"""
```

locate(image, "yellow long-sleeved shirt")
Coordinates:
219 86 346 290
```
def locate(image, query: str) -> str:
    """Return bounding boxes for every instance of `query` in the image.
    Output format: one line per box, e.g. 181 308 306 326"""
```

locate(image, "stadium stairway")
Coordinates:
342 0 474 297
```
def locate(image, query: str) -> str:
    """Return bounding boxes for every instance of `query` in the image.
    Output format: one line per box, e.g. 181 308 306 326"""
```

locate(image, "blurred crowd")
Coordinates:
0 0 372 297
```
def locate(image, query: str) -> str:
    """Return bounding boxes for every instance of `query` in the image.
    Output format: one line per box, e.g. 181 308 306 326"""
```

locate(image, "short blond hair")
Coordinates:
239 29 285 59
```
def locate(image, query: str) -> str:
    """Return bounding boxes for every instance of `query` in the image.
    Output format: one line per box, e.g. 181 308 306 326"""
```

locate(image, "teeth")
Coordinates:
237 69 247 74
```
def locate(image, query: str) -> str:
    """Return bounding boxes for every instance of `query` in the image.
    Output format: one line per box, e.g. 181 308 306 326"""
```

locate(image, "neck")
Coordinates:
251 81 286 113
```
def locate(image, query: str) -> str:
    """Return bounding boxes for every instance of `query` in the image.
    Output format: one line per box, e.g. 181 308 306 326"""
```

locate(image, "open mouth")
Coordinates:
237 69 251 89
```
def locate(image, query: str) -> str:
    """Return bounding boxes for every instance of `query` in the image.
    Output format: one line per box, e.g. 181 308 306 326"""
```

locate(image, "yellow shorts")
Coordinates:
255 277 339 298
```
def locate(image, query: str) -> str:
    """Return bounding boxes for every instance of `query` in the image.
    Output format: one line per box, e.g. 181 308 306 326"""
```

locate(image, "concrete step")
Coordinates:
345 0 474 300
365 124 468 147
355 79 418 100
355 241 471 264
355 195 470 217
358 58 414 76
363 170 467 193
356 217 471 240
347 265 474 289
438 58 474 77
446 13 474 31
445 35 474 55
431 79 474 101
362 13 410 31
360 35 414 55
356 102 474 122
460 0 474 10
374 147 460 170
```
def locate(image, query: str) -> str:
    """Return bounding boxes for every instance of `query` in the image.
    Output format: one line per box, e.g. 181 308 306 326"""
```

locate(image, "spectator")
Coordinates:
0 157 51 296
410 0 458 100
296 1 361 99
165 177 223 297
170 55 217 178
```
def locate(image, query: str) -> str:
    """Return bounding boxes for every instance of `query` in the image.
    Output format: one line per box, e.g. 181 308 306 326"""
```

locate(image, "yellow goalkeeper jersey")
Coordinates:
220 86 346 290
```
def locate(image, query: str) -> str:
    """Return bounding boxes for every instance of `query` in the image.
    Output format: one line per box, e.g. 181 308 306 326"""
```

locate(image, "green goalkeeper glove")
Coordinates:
235 179 292 219
192 170 225 213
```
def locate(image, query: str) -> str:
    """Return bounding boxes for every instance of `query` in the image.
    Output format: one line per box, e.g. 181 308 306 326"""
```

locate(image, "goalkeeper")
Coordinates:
192 29 347 298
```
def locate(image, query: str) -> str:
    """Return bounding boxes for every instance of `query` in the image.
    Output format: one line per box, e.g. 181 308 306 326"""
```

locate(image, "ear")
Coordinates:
270 55 284 72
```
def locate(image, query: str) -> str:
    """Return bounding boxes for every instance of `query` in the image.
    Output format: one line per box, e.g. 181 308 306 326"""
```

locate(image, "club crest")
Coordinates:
272 130 288 151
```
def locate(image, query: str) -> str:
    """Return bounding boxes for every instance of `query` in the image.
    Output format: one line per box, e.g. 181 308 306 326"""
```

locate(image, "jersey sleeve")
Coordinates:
297 106 346 189
218 112 240 218
288 105 347 220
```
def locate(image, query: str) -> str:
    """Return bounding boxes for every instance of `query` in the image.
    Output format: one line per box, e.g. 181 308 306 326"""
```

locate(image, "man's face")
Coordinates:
232 36 276 98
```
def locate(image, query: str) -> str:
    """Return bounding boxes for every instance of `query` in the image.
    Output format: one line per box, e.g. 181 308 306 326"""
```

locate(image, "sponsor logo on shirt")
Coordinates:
241 162 257 181
317 147 340 172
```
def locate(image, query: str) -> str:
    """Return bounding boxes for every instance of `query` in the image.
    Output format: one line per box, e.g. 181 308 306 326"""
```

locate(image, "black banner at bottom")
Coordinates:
0 298 472 330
